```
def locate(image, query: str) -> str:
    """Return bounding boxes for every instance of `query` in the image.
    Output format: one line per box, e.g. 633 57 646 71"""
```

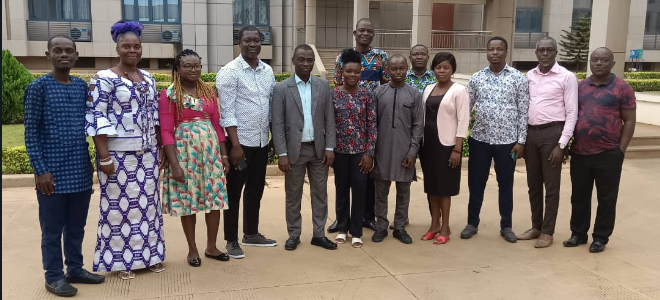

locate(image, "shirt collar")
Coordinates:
531 62 560 75
294 74 311 85
238 54 264 71
485 64 512 75
587 73 616 86
407 69 434 79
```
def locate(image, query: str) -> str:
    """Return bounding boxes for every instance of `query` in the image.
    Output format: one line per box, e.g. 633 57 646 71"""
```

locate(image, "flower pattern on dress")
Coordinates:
332 87 377 155
468 64 530 145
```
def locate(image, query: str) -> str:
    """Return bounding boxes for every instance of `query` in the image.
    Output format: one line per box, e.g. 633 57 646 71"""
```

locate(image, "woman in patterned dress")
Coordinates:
331 48 377 248
86 20 165 280
159 49 230 267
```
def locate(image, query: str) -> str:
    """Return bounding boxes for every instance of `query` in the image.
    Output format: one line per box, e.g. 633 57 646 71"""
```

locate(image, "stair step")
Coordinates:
630 136 660 147
626 145 660 159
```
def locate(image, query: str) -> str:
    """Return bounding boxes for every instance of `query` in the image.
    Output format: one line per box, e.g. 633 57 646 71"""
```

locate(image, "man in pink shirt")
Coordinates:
518 37 578 248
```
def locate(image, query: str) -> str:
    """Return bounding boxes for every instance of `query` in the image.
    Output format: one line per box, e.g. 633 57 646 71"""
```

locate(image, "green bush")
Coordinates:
627 79 660 92
2 145 97 174
2 50 34 124
275 73 292 82
201 73 216 82
575 72 587 80
624 72 660 79
152 73 172 82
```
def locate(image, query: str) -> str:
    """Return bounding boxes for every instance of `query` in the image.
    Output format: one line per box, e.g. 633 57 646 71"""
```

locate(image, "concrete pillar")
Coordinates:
206 0 234 72
543 0 574 54
306 0 317 45
626 0 646 61
294 0 305 44
411 0 432 46
483 0 515 64
182 0 209 72
353 0 369 47
271 0 285 72
588 0 631 77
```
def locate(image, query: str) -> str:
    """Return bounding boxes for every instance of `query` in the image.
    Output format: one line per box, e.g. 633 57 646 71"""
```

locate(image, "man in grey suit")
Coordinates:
272 44 338 251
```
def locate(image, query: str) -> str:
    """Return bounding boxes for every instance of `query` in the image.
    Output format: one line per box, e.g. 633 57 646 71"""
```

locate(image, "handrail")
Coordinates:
430 30 492 50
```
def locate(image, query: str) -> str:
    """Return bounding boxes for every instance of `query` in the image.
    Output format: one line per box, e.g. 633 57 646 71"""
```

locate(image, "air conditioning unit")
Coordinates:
161 29 181 43
70 27 90 41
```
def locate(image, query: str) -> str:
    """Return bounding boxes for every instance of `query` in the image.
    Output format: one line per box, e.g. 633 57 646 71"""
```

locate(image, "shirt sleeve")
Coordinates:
158 89 176 146
85 73 118 137
217 68 238 128
366 93 377 156
150 75 160 127
210 98 226 143
380 51 390 83
559 73 579 145
455 87 471 139
23 80 49 175
516 76 530 144
408 90 424 157
333 53 343 86
620 81 637 110
468 77 477 111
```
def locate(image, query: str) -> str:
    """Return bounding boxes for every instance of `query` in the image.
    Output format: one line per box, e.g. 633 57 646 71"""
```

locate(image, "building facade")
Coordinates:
0 0 651 74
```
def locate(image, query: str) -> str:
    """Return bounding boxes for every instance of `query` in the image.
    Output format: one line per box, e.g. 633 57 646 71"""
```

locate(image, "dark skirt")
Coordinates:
419 138 461 197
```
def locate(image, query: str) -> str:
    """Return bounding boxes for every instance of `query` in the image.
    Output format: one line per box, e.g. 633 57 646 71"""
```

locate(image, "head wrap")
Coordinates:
111 21 144 43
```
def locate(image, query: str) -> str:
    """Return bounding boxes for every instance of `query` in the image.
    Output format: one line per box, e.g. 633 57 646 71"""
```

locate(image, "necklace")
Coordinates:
118 65 150 93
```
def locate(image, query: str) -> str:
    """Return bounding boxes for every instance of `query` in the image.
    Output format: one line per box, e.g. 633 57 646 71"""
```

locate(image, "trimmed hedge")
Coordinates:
626 79 660 92
2 145 97 174
3 50 34 124
572 72 660 80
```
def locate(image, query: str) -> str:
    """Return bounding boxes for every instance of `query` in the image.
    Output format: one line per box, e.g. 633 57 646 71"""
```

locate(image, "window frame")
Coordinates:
28 0 92 21
233 0 270 27
515 7 543 33
122 0 182 24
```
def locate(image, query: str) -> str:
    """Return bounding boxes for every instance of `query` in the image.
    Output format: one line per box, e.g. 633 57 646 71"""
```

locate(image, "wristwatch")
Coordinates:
558 143 566 150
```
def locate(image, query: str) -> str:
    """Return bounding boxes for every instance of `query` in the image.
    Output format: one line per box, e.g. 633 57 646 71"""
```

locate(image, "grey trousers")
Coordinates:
285 142 329 238
374 180 411 231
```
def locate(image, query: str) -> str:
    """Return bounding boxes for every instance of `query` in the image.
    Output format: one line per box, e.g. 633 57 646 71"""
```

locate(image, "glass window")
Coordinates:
233 0 244 25
167 0 179 22
122 0 180 23
571 0 592 27
123 0 135 20
515 8 542 32
233 0 269 26
29 0 91 20
138 0 150 22
152 0 165 22
245 0 256 25
257 0 268 25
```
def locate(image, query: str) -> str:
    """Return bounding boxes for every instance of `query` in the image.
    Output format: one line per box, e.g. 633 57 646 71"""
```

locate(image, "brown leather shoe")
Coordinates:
534 233 553 248
516 228 541 240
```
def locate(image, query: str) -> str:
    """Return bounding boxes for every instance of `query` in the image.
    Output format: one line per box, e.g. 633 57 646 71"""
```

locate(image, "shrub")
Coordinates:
152 73 172 82
201 73 216 82
2 145 97 174
2 50 34 124
624 72 660 80
575 72 587 80
627 79 660 92
275 73 292 82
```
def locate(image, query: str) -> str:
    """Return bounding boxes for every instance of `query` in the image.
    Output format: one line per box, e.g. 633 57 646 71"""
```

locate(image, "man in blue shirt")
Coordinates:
272 44 337 251
24 35 105 297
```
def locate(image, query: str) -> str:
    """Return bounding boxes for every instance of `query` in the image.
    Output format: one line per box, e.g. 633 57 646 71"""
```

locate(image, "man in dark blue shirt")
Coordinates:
24 35 105 297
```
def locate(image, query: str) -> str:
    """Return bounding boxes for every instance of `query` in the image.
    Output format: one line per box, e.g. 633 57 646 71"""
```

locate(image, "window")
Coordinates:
515 8 542 32
571 0 592 27
647 1 660 34
29 0 91 21
123 0 180 23
233 0 269 26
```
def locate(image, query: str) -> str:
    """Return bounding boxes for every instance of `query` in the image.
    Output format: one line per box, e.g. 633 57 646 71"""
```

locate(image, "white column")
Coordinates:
294 0 305 44
206 0 235 72
588 0 631 77
352 0 369 47
483 0 515 64
411 0 432 46
306 0 317 45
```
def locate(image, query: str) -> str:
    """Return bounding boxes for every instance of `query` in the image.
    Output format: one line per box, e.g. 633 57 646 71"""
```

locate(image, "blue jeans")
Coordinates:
37 189 92 283
467 138 516 229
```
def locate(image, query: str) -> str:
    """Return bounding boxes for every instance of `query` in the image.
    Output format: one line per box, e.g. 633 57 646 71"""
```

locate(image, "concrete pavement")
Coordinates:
2 158 660 300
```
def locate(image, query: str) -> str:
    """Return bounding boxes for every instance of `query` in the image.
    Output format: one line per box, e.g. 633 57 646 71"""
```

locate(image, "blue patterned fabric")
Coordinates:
24 74 93 194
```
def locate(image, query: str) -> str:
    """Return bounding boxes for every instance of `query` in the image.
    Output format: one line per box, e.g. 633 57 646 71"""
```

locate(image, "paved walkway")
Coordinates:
3 158 660 300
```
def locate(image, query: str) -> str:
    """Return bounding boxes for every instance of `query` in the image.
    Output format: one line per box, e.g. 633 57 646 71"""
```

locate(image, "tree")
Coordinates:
559 16 591 71
2 50 34 124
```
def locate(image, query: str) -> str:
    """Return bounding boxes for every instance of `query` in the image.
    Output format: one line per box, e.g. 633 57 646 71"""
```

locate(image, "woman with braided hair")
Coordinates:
159 49 230 267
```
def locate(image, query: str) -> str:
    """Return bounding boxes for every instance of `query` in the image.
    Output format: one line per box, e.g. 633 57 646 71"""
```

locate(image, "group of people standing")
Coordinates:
24 17 635 298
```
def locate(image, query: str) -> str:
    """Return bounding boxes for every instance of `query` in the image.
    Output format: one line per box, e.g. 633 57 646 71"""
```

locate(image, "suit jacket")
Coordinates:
271 75 336 164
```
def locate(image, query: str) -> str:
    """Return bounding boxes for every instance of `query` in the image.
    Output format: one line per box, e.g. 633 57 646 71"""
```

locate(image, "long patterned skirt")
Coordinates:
162 120 228 217
93 147 166 272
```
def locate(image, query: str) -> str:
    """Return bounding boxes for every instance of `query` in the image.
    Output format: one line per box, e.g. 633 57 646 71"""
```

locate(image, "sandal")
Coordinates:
188 257 202 267
149 263 165 273
421 231 439 241
433 235 450 245
118 271 135 280
335 233 347 244
352 237 363 248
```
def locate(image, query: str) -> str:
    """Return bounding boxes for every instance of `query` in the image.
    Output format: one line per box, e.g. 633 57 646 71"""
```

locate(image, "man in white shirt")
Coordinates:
216 25 277 259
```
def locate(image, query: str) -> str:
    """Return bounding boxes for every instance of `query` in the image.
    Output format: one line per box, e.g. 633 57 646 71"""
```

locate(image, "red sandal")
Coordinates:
433 235 450 245
421 231 439 241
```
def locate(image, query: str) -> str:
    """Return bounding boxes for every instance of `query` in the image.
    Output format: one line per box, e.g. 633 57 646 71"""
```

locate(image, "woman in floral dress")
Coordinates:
159 49 230 267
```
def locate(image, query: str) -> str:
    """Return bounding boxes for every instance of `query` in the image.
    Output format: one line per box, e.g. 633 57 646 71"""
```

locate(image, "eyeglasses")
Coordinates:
181 65 203 71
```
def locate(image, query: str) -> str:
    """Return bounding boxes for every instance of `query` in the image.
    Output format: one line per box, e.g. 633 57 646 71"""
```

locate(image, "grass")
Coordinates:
2 124 25 148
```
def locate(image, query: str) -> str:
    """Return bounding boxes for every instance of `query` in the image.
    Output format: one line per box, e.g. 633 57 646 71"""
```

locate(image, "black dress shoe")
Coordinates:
205 251 230 261
285 236 301 250
188 257 201 267
327 221 339 233
372 229 388 242
589 241 606 253
311 236 338 250
363 219 377 231
393 229 413 244
563 234 588 247
65 269 105 284
46 278 77 297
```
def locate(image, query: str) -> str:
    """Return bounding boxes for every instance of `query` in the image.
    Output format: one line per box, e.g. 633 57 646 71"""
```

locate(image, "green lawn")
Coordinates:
2 124 25 148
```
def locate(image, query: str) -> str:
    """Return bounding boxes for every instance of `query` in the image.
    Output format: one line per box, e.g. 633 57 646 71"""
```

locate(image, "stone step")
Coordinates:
630 136 660 147
626 145 660 159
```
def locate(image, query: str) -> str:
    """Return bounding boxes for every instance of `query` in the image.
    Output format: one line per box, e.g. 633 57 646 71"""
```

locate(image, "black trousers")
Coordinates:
334 153 367 238
37 189 92 283
467 138 516 229
569 149 624 244
223 141 269 242
364 174 376 222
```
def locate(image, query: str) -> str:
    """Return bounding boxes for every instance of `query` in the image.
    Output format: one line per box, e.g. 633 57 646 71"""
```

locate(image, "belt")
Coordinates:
179 117 211 124
528 121 564 130
301 141 315 145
